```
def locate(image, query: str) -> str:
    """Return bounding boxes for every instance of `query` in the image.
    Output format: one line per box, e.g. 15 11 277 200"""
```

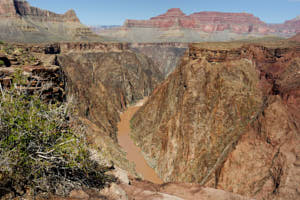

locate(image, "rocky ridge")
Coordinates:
8 42 187 76
131 41 300 200
0 0 79 22
96 8 300 42
0 0 109 43
125 8 266 34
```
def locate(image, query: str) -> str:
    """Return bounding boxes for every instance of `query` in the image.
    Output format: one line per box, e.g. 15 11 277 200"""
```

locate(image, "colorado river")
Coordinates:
117 99 163 184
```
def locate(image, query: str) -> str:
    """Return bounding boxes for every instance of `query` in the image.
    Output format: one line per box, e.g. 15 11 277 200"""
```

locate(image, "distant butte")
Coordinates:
123 8 300 35
0 0 107 43
0 0 79 22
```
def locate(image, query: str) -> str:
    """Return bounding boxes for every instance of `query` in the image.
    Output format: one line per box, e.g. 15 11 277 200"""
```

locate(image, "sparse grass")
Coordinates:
29 55 36 62
0 70 115 198
3 44 14 54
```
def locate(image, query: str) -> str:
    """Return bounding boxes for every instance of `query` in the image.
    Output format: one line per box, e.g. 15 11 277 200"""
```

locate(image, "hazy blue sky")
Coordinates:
27 0 300 25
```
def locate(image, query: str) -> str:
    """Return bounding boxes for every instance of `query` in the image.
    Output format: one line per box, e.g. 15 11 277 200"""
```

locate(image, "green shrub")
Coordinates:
0 60 4 66
0 41 3 45
3 45 13 54
0 70 115 198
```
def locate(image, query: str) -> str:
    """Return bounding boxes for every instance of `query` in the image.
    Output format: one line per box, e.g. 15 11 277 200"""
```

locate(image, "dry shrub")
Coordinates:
0 70 115 198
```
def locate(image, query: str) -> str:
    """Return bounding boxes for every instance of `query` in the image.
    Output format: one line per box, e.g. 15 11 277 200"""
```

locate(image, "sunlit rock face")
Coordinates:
131 42 300 200
125 8 266 34
0 0 107 43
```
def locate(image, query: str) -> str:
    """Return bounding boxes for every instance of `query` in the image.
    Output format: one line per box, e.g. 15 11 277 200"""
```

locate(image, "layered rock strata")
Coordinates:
131 41 300 199
124 8 300 35
125 8 266 34
0 0 108 43
97 8 300 42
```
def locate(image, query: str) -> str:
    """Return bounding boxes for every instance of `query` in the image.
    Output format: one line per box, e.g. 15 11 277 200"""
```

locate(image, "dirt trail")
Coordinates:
117 99 163 184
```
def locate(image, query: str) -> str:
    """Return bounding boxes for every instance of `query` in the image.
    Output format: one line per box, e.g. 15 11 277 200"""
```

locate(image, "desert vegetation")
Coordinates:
0 70 115 198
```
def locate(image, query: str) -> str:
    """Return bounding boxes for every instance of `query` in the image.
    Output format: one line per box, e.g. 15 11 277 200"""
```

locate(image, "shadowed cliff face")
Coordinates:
130 42 300 199
130 43 187 77
57 51 163 142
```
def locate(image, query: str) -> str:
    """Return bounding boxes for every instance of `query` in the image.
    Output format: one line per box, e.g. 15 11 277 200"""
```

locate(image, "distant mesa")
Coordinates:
124 8 265 32
123 8 299 34
96 8 300 42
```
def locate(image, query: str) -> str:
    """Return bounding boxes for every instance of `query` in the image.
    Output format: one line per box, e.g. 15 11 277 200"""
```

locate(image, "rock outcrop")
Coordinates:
129 43 187 76
281 16 300 33
6 42 186 77
0 43 65 101
96 8 300 42
130 41 300 199
0 0 79 23
289 33 300 42
0 0 109 43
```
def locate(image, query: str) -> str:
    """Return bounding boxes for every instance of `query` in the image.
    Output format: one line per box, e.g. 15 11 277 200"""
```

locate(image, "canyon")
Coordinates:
0 40 262 200
0 1 300 200
1 39 299 200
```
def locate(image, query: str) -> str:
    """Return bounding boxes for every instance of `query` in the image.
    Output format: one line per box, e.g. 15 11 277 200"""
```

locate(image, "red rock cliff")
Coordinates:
0 0 17 16
0 0 80 22
0 0 106 43
123 8 300 35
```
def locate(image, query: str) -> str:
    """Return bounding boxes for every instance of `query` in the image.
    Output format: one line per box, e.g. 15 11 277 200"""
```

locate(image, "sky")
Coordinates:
27 0 300 26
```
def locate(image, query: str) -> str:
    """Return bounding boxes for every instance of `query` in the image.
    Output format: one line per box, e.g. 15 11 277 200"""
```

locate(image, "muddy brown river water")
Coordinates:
117 99 163 184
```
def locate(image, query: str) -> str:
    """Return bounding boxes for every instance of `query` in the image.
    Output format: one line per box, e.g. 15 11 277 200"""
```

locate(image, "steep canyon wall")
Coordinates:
131 41 300 200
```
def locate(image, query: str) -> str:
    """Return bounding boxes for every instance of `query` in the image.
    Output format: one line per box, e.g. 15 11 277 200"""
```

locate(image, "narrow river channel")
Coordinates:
117 99 163 184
